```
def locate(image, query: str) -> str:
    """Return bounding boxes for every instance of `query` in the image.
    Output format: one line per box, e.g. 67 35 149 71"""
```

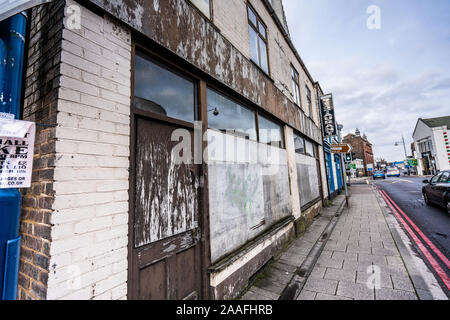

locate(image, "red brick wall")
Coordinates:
343 134 374 175
18 0 64 300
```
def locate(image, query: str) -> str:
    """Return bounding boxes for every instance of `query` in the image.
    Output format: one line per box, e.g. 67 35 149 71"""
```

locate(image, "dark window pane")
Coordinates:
207 88 257 140
305 140 314 157
249 25 259 65
248 6 257 26
191 0 210 18
134 52 195 123
258 37 268 73
294 134 305 154
258 115 284 148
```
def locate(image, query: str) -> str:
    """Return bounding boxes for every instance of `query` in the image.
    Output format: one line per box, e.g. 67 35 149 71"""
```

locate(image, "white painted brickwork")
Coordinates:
46 0 131 300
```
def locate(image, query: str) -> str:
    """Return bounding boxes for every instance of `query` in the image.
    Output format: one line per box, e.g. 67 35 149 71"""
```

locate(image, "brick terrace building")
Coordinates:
343 129 374 176
13 0 335 300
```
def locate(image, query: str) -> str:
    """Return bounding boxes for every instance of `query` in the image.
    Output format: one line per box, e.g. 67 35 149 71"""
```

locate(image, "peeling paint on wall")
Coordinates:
87 0 321 144
207 130 291 262
135 118 197 247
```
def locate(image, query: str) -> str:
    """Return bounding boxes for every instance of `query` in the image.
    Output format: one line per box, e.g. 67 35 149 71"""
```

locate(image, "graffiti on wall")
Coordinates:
225 168 260 227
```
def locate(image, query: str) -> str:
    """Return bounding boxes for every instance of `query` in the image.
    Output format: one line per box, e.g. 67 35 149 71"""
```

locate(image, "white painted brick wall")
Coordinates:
46 0 131 300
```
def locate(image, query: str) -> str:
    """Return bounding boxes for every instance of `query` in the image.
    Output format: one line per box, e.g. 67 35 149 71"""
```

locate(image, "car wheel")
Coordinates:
423 192 430 205
447 200 450 215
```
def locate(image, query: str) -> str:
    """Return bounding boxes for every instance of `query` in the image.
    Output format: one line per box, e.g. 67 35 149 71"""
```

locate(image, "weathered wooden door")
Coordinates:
130 114 202 300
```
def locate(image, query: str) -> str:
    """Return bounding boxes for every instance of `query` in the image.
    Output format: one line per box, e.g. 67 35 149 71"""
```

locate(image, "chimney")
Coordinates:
269 0 290 36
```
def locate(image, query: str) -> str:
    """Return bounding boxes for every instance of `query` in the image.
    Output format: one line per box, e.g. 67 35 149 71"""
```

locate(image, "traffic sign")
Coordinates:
330 144 351 153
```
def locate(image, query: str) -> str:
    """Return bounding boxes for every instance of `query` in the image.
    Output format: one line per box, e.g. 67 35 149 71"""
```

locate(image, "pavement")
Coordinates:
240 183 448 300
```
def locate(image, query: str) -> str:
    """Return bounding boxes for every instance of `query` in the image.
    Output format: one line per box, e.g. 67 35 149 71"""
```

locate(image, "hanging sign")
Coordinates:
320 94 337 138
0 119 36 188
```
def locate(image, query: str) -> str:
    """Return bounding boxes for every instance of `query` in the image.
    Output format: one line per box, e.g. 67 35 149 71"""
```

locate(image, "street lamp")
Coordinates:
394 135 410 176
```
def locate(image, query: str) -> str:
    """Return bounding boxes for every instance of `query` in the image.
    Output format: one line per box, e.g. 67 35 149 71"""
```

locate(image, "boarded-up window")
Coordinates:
294 133 321 207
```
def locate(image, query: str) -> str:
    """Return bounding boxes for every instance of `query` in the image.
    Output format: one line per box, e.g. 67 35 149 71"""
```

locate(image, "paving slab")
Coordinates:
296 290 316 300
303 278 338 295
324 268 357 283
315 293 352 300
336 281 375 300
240 184 446 300
375 288 418 300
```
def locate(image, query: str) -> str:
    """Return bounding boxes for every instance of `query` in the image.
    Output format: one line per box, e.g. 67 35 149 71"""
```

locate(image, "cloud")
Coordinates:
283 0 450 162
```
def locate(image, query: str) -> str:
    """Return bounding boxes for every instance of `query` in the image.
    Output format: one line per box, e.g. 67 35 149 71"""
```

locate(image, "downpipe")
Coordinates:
0 12 27 300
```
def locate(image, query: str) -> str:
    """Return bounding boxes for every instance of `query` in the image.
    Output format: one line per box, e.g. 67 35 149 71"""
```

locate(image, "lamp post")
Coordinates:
395 135 410 176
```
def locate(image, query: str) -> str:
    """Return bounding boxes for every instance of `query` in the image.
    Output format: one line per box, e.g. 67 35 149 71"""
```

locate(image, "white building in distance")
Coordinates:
413 116 450 176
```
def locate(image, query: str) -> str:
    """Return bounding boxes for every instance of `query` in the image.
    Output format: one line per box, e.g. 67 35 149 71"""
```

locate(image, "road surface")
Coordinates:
373 175 450 295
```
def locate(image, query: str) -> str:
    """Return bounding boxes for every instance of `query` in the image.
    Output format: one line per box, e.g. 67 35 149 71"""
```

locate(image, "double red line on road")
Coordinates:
378 188 450 291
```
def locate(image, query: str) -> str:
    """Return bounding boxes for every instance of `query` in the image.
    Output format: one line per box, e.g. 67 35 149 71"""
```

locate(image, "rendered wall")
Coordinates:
296 153 320 207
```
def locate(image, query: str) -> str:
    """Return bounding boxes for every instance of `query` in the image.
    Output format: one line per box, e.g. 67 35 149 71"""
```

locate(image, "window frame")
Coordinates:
305 84 312 118
294 130 318 158
206 85 258 142
257 113 285 149
247 3 270 75
188 0 213 21
133 47 200 126
291 65 301 107
294 132 305 155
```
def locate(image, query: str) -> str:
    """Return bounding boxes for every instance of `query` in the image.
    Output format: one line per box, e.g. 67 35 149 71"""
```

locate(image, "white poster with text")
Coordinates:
0 119 36 188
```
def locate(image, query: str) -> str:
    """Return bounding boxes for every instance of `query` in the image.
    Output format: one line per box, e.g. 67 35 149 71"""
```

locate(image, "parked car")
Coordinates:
422 171 450 214
373 171 386 180
386 168 400 177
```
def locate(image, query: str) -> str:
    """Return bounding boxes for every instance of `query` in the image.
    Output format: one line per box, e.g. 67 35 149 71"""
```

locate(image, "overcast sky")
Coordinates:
283 0 450 162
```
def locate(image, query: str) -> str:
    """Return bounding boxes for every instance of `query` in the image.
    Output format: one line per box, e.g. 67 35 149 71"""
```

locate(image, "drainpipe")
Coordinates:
315 84 331 203
0 12 27 301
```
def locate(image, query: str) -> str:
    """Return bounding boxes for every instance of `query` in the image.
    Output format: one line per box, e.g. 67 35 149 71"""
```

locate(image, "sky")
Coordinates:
283 0 450 162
